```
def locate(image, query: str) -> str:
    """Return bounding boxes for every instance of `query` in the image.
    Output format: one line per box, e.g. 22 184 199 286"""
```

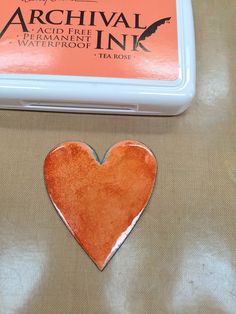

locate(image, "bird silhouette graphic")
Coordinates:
136 17 171 50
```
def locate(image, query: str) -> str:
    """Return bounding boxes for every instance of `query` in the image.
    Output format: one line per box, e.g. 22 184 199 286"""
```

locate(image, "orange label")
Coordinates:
0 0 179 80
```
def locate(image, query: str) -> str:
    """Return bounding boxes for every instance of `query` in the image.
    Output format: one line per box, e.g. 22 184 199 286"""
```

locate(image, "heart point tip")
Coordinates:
96 261 107 271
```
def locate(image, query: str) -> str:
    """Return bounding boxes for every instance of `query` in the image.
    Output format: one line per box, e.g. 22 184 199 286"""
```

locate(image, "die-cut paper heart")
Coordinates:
44 141 157 270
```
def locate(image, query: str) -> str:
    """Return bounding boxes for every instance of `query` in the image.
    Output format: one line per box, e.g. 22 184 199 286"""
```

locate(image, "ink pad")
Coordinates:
0 0 196 115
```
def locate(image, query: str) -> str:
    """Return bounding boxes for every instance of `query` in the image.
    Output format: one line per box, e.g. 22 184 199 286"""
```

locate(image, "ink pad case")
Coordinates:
0 0 196 115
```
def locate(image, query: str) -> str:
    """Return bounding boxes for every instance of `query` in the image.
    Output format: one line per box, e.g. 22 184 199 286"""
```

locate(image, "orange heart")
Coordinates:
44 141 157 270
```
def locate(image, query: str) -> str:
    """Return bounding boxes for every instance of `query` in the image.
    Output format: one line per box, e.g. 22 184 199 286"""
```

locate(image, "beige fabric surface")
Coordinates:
0 1 236 313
